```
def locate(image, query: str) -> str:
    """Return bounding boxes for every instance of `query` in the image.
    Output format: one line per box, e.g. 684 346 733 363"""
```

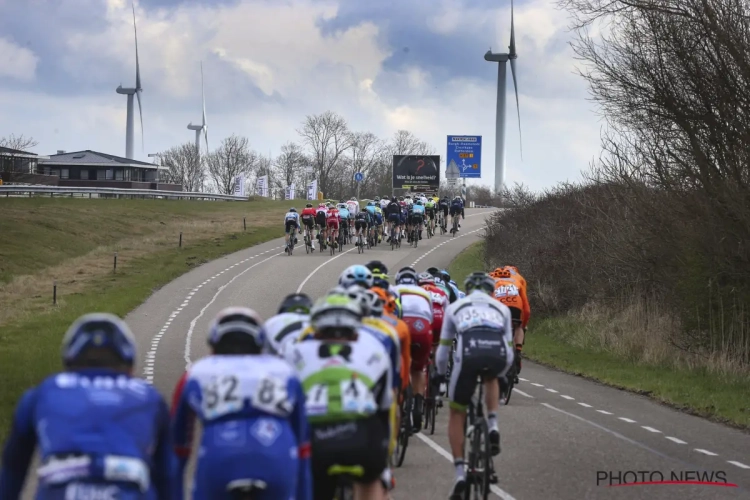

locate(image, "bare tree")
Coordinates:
297 111 352 197
273 142 307 198
206 135 257 195
347 132 387 197
0 134 40 181
159 142 206 192
389 130 434 156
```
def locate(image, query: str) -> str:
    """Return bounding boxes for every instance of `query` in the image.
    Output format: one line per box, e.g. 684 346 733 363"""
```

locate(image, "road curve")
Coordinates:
37 206 749 500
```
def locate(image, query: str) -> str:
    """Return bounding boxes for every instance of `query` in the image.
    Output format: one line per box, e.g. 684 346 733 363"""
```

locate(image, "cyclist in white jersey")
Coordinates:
171 307 312 500
285 293 392 500
393 267 433 431
263 293 312 356
346 197 359 216
436 273 514 499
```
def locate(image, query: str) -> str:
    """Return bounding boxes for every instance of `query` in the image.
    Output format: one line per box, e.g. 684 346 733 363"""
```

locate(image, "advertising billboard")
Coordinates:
392 155 441 190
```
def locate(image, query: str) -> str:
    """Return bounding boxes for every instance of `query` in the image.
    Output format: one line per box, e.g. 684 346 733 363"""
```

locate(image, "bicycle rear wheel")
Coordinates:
394 387 412 467
466 419 491 499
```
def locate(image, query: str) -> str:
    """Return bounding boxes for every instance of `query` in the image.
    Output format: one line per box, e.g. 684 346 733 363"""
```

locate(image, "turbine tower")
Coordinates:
187 62 208 154
115 3 144 160
484 0 522 196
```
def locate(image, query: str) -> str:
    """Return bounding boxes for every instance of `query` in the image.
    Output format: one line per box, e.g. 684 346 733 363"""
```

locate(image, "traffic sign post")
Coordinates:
354 172 364 199
446 136 482 179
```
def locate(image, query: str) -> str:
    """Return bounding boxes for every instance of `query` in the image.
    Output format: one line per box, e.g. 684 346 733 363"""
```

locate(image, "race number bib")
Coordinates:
305 383 329 416
202 375 243 420
253 376 292 417
493 284 519 298
456 307 505 333
340 379 377 414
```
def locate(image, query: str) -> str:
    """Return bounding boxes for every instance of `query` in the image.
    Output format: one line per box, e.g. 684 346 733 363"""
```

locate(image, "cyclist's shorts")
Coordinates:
326 218 339 230
507 306 522 326
311 415 388 500
375 213 383 225
426 208 435 220
387 213 400 224
284 220 298 234
315 212 327 227
354 220 368 231
448 328 511 408
410 214 424 225
302 215 314 228
403 316 433 371
449 207 461 217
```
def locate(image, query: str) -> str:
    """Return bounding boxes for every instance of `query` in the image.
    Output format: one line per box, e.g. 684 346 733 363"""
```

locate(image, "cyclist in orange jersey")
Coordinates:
491 267 529 375
371 286 411 392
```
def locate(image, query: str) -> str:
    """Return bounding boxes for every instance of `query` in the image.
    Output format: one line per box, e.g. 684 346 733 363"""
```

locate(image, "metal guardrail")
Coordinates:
0 185 247 201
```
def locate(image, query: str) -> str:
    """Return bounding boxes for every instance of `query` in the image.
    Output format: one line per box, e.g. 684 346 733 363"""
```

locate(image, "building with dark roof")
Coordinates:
0 146 52 184
38 150 180 191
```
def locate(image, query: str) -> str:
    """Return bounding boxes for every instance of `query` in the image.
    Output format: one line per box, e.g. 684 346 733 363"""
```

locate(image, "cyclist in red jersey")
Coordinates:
325 203 341 248
417 272 448 352
300 203 318 251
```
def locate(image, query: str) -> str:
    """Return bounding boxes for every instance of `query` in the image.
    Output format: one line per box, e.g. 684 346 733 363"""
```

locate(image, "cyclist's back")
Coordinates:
264 311 309 355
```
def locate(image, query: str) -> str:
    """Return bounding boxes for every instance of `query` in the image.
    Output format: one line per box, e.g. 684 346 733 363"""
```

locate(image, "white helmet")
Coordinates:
339 265 374 289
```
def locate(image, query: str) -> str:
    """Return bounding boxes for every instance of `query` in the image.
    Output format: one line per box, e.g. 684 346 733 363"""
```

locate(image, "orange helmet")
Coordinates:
503 265 520 275
494 268 512 279
371 287 397 316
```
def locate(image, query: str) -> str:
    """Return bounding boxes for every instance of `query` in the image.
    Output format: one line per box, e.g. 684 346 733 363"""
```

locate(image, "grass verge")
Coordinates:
447 240 750 430
0 197 288 439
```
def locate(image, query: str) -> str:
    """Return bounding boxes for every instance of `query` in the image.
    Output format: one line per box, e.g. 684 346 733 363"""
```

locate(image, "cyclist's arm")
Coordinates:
289 376 313 500
151 397 173 500
0 388 38 498
170 370 196 495
436 312 456 376
520 284 531 328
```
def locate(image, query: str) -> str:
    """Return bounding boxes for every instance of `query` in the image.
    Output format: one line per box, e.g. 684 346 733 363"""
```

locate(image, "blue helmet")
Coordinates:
208 307 265 349
62 313 137 366
339 265 374 288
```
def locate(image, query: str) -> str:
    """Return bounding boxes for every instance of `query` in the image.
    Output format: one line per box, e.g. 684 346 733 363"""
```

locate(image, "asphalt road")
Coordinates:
20 207 749 499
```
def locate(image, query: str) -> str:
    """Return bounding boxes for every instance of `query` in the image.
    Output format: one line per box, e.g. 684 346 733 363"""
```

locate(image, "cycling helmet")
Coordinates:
417 272 434 285
278 293 313 315
344 285 371 316
350 197 357 201
495 268 512 279
289 207 297 212
306 203 313 208
365 260 388 275
395 268 418 285
367 201 375 207
374 196 380 202
426 267 440 277
439 269 451 283
464 272 496 295
372 274 390 290
362 289 385 317
62 313 137 366
340 199 346 204
415 200 422 205
208 307 265 348
339 265 374 289
310 293 362 339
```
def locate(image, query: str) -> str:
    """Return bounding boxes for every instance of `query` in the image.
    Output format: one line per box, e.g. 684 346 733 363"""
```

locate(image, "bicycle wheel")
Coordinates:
329 237 334 256
502 369 515 405
395 388 412 467
466 418 491 500
304 232 310 254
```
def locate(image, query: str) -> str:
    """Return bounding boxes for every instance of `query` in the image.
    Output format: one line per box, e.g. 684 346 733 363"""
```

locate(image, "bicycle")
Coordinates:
460 372 494 500
423 355 440 435
451 215 459 237
427 219 433 239
391 226 399 251
501 364 517 405
304 226 313 254
286 227 297 256
392 385 413 468
411 226 418 248
357 231 364 254
329 233 335 256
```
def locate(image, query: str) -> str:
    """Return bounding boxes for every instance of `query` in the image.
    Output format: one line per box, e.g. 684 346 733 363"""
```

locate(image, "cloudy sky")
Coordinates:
0 0 603 191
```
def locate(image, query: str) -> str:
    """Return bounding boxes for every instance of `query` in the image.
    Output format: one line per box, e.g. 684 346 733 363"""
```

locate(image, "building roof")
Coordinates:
40 150 156 168
0 146 39 157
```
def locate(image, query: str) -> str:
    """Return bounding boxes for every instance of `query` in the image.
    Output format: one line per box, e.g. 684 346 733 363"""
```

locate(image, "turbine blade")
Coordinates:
133 3 141 90
509 0 516 55
204 128 208 152
201 61 206 127
510 58 522 159
137 90 144 150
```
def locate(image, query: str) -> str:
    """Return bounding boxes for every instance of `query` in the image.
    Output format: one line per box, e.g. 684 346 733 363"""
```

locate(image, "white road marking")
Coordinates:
578 403 592 408
415 434 517 500
518 378 528 382
545 388 559 393
728 461 750 469
296 247 357 293
641 426 661 433
560 395 574 400
183 253 282 367
694 449 718 456
513 389 534 398
618 417 636 423
530 383 544 387
665 436 687 444
596 410 613 415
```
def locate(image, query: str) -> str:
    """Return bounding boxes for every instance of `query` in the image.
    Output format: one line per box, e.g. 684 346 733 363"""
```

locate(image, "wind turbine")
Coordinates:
116 3 144 160
187 62 208 154
484 0 522 196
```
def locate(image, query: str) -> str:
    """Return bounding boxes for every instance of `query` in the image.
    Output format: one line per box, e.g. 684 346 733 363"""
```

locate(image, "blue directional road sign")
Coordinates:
446 136 482 178
354 172 364 182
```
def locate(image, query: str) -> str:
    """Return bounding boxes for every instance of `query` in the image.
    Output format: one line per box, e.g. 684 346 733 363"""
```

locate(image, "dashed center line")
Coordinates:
666 436 687 444
618 417 636 423
578 402 592 408
728 461 750 469
596 410 613 415
694 449 718 456
641 426 661 433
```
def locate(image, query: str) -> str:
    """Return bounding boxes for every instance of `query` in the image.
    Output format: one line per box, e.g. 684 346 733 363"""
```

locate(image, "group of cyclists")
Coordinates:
0 260 530 500
283 195 467 253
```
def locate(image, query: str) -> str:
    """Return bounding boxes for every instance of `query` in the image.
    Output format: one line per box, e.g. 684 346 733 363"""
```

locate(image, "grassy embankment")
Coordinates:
448 241 750 429
0 197 289 438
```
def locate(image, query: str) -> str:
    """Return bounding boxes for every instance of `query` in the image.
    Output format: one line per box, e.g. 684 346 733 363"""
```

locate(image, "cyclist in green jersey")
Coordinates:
284 292 393 500
424 198 436 234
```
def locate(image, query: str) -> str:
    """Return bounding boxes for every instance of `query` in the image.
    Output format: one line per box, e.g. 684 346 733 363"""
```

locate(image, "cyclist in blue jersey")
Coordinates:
411 200 426 241
449 197 464 233
0 313 172 500
284 207 301 253
171 307 312 500
337 202 351 242
450 280 466 300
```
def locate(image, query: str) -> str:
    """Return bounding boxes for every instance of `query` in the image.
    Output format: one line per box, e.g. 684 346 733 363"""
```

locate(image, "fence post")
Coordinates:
243 217 246 231
179 232 183 247
113 252 118 272
53 280 57 305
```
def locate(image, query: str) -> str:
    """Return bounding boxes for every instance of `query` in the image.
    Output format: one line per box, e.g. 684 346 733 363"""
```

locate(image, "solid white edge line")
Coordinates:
414 433 517 500
296 247 358 293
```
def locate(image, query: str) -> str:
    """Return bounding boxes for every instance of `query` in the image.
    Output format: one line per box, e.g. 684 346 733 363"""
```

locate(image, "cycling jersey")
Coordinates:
421 283 449 341
365 205 377 217
346 200 359 215
263 312 310 356
362 317 402 391
337 205 350 220
394 284 433 370
412 205 425 216
374 206 384 225
326 208 340 230
284 211 300 223
284 335 392 499
172 355 312 500
436 291 514 408
433 276 457 303
493 275 530 327
379 312 411 391
0 369 171 499
301 207 317 225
